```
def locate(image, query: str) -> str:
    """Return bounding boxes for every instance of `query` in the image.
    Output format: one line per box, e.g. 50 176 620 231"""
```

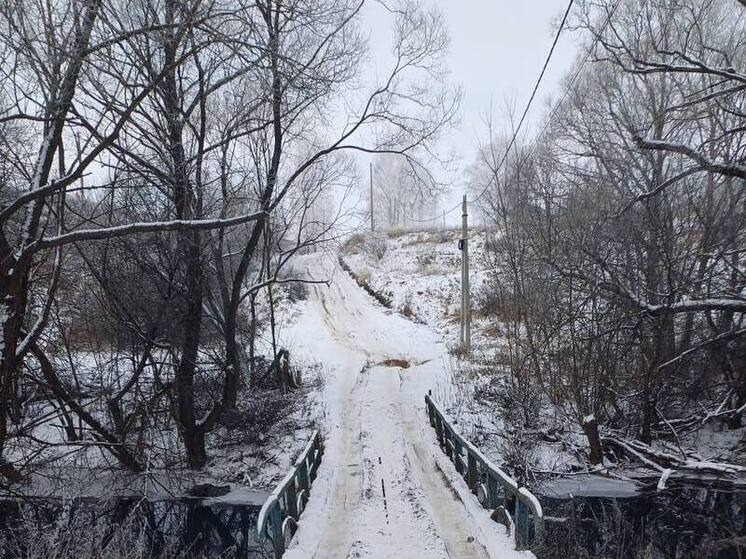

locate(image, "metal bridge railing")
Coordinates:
424 394 544 550
255 429 324 557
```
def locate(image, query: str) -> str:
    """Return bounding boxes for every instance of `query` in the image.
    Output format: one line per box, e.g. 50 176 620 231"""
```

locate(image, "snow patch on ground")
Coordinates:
341 230 746 488
5 284 325 496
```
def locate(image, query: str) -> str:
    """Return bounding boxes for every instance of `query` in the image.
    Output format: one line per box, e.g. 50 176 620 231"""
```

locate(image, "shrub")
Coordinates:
363 235 387 260
285 280 308 303
343 232 367 254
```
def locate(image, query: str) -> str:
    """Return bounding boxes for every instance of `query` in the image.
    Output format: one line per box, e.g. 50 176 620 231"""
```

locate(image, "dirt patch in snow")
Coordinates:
379 358 411 369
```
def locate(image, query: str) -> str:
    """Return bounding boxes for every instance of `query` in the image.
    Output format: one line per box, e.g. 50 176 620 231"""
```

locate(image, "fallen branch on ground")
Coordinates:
603 435 746 479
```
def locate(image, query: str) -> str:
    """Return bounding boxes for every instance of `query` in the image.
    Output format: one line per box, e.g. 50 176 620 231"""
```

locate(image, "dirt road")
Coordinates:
280 255 523 559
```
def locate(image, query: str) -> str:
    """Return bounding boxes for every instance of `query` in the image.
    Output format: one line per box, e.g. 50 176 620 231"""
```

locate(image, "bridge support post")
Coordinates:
515 499 528 550
444 430 453 460
453 439 463 475
269 502 285 557
287 476 299 520
467 451 477 493
298 460 310 498
434 415 444 447
487 474 499 509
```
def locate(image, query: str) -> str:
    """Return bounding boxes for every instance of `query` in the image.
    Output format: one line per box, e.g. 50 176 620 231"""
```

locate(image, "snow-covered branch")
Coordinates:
633 135 746 180
27 212 266 253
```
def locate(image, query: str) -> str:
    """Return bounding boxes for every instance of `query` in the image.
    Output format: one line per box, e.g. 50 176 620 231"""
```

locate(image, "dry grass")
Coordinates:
481 321 503 339
342 232 367 254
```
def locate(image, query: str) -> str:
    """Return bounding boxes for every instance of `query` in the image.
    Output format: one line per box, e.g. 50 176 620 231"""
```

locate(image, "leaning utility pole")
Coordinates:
460 194 471 350
369 162 374 231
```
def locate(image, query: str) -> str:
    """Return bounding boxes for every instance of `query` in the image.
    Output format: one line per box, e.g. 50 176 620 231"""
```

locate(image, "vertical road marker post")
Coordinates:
369 162 374 231
460 194 471 350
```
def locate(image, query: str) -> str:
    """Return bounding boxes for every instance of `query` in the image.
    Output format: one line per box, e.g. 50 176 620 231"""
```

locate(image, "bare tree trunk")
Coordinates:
162 0 206 468
32 343 144 471
175 238 206 468
0 0 102 478
639 109 672 445
249 293 257 385
265 222 278 360
221 222 264 409
221 3 283 408
582 416 604 466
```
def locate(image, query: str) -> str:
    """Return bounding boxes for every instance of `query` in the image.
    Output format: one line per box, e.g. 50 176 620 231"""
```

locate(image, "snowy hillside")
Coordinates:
340 230 579 474
342 229 489 340
340 230 746 486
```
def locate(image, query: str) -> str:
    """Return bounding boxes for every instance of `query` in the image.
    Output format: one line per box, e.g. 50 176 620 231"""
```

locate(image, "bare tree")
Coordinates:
473 0 745 471
0 0 457 477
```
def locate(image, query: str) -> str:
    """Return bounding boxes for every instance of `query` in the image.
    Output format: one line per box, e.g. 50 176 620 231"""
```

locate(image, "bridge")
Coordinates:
254 397 544 557
252 256 546 558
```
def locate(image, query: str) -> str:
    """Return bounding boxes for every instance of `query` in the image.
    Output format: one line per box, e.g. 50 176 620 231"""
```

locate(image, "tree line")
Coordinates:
472 0 745 470
0 0 456 481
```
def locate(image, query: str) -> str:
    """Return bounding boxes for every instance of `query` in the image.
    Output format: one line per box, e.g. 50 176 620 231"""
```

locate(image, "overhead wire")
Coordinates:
524 0 624 160
411 0 622 224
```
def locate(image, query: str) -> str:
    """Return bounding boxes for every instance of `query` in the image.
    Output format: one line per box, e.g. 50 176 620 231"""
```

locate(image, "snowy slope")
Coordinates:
341 230 585 477
342 229 486 337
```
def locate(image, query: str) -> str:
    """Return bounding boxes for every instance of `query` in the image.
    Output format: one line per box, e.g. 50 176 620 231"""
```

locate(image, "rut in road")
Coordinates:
281 255 523 559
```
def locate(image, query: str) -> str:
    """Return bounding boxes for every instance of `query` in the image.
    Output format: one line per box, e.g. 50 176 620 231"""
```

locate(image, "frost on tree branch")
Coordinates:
633 135 746 180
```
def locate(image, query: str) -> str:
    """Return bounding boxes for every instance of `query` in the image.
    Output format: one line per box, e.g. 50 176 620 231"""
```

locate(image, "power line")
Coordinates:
412 0 576 223
525 0 623 160
414 0 623 224
470 0 576 205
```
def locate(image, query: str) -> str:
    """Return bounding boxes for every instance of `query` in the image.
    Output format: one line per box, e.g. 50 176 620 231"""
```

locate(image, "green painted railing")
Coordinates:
255 429 324 557
424 394 544 551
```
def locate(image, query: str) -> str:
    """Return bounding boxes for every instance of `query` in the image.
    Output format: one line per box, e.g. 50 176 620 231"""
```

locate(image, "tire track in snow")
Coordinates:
283 255 521 559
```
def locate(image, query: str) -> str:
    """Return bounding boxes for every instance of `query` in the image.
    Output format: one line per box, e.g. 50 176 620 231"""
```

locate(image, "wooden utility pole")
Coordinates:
460 194 471 350
369 162 374 231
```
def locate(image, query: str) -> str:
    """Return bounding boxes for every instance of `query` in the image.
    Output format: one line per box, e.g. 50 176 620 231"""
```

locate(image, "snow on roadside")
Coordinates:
342 229 485 338
280 251 529 558
341 230 585 478
341 230 746 486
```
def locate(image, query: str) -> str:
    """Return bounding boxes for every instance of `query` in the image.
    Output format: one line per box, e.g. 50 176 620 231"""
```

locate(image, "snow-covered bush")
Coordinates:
363 235 388 261
343 233 367 254
284 280 308 303
357 266 371 283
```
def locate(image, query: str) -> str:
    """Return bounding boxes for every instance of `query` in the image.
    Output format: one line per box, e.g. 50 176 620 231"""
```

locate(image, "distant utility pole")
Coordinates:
369 162 375 231
460 194 471 350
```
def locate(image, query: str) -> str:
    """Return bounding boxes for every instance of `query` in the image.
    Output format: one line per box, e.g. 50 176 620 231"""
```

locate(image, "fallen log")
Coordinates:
603 435 746 481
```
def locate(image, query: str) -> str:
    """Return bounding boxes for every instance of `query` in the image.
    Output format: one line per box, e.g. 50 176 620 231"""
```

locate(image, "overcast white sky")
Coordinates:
431 0 580 147
360 1 583 221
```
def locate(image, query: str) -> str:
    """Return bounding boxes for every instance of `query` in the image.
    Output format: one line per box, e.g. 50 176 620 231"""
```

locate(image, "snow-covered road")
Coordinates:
280 254 526 559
